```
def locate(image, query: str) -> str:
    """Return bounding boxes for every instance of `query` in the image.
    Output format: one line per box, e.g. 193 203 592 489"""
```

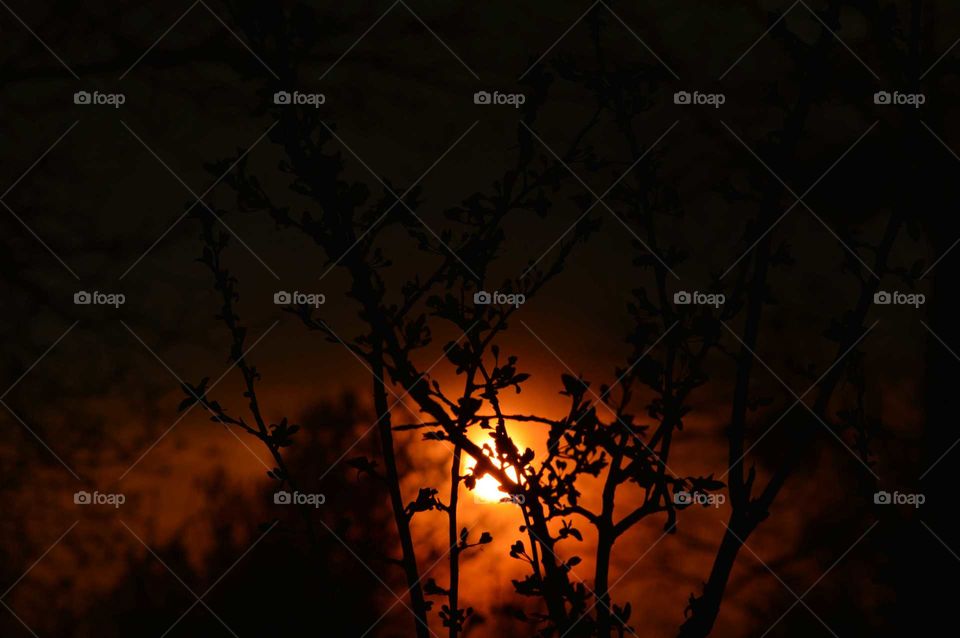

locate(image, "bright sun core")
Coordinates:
468 462 519 503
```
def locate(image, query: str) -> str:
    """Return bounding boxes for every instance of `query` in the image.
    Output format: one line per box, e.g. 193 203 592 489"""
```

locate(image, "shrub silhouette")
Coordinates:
178 2 928 637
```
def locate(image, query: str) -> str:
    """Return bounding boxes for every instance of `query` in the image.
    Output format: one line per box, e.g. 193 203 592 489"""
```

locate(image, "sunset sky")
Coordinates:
2 2 956 637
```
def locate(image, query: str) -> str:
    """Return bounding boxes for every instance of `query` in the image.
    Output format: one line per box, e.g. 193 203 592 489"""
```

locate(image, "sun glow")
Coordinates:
469 462 520 504
459 419 539 506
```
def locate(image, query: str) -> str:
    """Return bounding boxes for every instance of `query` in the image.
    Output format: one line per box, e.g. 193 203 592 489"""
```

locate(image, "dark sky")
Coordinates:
1 2 956 637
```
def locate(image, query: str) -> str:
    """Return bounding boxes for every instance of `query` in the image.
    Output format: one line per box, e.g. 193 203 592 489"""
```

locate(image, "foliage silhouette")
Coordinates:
177 2 930 637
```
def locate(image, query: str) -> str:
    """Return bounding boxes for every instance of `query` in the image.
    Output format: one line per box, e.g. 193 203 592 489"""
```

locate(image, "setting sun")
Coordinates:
468 461 520 504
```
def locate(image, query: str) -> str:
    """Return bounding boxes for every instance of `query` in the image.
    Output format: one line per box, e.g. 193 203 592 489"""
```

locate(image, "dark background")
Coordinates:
1 1 957 636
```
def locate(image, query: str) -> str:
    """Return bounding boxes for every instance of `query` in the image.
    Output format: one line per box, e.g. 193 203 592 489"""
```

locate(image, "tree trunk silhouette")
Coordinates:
372 340 430 638
593 529 614 638
448 444 462 638
677 514 755 638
